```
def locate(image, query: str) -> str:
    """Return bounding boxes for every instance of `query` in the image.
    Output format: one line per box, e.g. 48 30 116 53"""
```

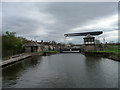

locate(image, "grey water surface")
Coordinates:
2 53 118 88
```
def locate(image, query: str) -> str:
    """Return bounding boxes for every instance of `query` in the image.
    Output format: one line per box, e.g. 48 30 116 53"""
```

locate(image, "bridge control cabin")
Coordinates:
64 31 103 51
83 34 95 51
83 34 95 45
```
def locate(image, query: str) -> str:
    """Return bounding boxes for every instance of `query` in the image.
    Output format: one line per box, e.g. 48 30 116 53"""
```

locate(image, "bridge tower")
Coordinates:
83 34 96 51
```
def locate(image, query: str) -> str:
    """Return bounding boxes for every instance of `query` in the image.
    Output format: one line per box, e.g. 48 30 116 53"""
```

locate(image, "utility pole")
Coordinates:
103 37 105 44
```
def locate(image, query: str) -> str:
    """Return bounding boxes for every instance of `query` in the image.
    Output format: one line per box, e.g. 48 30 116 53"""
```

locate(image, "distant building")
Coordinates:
38 40 57 51
23 41 42 53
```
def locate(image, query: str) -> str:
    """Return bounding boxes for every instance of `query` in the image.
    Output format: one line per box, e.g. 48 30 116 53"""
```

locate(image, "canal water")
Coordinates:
2 53 118 88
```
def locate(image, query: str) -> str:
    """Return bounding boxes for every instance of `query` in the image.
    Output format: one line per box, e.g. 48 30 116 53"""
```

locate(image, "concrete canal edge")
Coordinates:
1 54 32 67
83 51 120 61
1 52 59 67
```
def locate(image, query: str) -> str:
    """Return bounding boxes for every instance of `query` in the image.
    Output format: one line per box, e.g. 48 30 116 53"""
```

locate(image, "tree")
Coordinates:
5 31 16 37
2 31 28 58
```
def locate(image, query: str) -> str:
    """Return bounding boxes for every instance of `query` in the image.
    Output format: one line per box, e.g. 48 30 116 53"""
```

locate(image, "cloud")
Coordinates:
101 30 118 43
71 14 118 32
2 2 118 44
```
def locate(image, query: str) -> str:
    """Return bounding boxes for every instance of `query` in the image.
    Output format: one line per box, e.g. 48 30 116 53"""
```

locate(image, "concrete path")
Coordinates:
1 54 31 67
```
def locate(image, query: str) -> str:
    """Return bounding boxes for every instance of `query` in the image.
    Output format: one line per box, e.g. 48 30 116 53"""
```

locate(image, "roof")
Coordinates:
23 41 41 47
38 41 54 45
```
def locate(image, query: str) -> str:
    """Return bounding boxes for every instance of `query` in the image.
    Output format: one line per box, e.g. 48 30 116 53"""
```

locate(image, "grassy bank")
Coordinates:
88 45 120 61
92 45 119 54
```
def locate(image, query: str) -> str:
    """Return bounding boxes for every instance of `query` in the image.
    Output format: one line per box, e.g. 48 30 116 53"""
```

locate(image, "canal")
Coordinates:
2 53 118 88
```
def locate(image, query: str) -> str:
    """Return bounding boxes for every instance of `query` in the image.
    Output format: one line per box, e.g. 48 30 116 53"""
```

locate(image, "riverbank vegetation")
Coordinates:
2 31 28 59
89 44 120 61
2 31 61 60
90 45 119 53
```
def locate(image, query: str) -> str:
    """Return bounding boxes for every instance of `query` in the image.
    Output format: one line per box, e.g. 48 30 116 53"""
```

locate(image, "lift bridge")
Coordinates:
61 31 103 53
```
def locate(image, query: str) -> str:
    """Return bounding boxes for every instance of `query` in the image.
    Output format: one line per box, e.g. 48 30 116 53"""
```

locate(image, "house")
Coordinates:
38 40 57 51
23 41 42 53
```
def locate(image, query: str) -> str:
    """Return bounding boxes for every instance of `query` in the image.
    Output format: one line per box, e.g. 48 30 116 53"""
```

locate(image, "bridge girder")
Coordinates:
64 31 103 37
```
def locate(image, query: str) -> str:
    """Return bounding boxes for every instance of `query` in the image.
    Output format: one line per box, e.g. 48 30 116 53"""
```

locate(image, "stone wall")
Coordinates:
85 45 96 51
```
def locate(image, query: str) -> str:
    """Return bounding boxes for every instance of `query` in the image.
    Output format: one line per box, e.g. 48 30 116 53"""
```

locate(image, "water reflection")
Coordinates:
2 55 42 87
84 56 118 88
84 56 102 72
2 53 118 88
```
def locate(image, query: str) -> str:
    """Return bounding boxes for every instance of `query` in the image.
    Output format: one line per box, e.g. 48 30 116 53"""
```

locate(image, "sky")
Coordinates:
2 2 118 44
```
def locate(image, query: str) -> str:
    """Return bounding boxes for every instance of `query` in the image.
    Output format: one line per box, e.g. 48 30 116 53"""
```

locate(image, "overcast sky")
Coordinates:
2 2 118 44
